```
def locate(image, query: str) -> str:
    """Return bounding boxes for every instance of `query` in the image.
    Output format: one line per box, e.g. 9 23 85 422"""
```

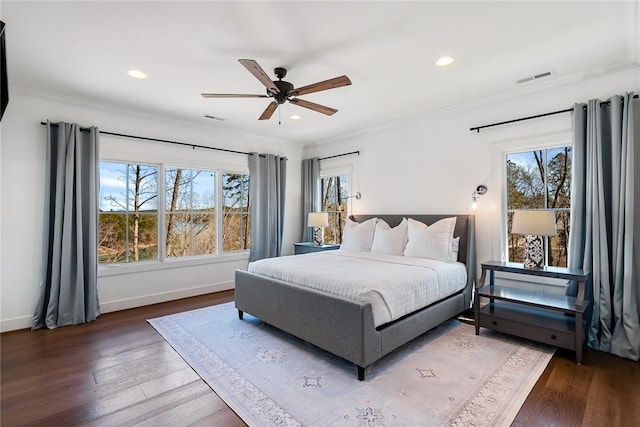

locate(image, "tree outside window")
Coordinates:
506 147 572 267
222 173 250 251
165 168 216 258
99 162 158 263
321 174 348 244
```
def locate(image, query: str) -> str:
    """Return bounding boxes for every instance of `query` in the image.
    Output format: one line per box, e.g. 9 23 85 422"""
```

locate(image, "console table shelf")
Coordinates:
474 261 590 363
477 285 579 313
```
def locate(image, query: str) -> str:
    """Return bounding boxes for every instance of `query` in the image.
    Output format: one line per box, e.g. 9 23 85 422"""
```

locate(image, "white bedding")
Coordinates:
247 250 467 327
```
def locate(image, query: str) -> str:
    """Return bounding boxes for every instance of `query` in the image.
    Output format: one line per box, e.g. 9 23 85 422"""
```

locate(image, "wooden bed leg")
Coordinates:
238 310 243 320
357 365 365 381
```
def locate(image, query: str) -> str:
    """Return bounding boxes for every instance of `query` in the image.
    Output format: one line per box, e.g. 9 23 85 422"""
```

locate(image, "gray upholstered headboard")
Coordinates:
349 214 477 292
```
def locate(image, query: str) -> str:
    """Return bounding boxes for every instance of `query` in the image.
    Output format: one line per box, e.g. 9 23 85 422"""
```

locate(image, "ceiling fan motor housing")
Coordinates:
271 79 294 104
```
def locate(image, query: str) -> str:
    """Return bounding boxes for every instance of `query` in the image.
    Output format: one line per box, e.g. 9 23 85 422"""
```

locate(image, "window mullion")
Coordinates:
158 163 166 261
125 164 130 263
216 171 222 255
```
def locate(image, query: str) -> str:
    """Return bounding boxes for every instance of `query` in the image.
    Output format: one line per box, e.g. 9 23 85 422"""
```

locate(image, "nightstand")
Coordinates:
474 260 590 363
293 242 340 255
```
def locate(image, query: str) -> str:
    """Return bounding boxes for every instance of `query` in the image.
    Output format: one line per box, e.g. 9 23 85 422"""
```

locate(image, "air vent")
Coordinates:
204 115 225 121
516 76 535 84
533 71 552 79
516 70 555 84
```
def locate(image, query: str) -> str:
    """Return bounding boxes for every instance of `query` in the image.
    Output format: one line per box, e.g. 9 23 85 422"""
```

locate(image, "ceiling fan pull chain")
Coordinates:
278 105 281 125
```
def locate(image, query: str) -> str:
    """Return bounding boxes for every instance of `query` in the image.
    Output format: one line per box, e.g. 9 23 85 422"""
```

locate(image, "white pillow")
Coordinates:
403 217 458 262
371 218 408 256
451 236 460 261
340 218 377 252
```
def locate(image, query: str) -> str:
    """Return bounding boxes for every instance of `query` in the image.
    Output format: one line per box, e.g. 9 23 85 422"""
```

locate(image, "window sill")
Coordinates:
98 251 250 277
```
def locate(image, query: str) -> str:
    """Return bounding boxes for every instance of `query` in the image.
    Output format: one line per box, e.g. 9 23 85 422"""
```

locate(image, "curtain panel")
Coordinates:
568 92 639 360
32 121 101 330
301 157 320 242
248 153 287 262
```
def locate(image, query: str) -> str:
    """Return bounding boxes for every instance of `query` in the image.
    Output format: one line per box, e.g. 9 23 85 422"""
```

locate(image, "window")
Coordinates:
99 162 159 263
506 146 572 267
321 174 349 244
99 161 250 265
165 168 216 258
222 173 250 252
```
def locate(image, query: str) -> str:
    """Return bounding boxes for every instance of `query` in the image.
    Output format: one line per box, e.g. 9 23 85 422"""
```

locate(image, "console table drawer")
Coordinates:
479 313 575 349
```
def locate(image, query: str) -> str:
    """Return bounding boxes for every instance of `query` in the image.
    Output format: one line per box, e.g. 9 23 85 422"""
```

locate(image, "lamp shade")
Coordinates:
512 210 556 236
307 212 329 228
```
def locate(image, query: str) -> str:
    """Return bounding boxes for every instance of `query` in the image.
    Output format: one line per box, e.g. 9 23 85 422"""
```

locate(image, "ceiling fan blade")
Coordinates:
259 101 279 120
238 59 280 94
289 75 351 97
201 93 269 98
289 98 338 116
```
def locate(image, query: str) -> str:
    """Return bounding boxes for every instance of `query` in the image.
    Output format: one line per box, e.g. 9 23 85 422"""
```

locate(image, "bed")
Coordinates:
234 214 476 380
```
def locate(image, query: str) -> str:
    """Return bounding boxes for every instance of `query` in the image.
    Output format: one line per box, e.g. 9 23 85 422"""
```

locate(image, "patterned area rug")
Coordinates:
149 302 554 427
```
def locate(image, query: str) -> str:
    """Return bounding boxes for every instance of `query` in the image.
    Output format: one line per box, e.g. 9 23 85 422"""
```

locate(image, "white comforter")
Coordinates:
247 250 467 327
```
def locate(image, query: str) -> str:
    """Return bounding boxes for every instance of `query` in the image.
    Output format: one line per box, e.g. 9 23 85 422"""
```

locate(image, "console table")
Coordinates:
474 260 590 363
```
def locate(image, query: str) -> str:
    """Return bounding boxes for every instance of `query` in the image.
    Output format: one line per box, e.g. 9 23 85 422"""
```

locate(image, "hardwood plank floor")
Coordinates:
2 290 638 426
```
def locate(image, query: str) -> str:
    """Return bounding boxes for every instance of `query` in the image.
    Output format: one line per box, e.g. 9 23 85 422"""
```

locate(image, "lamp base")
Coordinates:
523 234 545 269
312 227 323 246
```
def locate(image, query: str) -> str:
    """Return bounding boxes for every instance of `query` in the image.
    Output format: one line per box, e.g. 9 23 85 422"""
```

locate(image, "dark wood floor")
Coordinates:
2 290 638 426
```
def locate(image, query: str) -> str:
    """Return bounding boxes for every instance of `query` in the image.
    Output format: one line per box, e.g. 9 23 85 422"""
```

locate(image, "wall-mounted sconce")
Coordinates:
345 192 361 214
470 185 488 212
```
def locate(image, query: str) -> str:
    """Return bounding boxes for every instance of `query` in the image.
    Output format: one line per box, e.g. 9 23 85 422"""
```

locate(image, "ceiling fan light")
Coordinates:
127 69 148 79
436 56 454 66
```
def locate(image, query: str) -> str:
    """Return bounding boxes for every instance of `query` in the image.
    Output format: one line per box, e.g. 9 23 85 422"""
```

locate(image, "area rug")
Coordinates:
148 302 554 427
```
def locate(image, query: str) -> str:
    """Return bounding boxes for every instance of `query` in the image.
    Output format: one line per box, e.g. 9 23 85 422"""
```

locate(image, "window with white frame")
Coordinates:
505 146 572 267
222 173 250 252
99 161 250 265
320 173 349 244
99 162 159 264
165 167 216 258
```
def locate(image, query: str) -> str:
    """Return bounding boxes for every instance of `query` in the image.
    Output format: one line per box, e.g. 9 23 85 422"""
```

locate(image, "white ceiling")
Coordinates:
2 1 638 145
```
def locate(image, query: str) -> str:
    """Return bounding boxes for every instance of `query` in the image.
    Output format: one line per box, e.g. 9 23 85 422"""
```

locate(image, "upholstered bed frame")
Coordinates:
234 214 476 380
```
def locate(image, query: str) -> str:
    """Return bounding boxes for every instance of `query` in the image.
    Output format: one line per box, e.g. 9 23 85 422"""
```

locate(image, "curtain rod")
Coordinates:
469 94 639 133
319 150 360 161
40 121 250 156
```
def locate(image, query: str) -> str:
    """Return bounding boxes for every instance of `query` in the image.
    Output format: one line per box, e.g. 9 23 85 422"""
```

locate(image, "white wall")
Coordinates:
0 92 302 331
2 68 637 332
304 68 640 276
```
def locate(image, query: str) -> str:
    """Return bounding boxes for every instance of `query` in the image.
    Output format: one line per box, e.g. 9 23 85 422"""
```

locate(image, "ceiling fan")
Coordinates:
201 59 352 121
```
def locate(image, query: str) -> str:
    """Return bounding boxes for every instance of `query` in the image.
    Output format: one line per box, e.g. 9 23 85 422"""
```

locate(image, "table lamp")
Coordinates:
308 212 329 246
511 210 556 269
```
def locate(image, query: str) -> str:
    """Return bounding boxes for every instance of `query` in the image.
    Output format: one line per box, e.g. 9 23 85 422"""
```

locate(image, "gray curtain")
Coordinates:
248 153 287 262
32 121 101 330
301 157 320 242
568 93 639 360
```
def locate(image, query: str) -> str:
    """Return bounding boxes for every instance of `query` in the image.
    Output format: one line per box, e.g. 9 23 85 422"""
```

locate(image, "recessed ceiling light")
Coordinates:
290 115 302 120
127 69 148 79
436 57 454 66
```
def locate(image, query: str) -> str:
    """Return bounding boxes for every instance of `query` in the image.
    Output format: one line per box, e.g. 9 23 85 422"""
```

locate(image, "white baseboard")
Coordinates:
0 281 235 333
1 315 33 333
99 281 235 313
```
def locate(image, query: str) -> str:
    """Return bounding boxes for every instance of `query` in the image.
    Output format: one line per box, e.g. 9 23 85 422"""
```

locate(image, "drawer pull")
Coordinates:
492 321 497 326
550 334 557 340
